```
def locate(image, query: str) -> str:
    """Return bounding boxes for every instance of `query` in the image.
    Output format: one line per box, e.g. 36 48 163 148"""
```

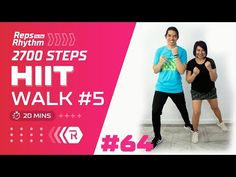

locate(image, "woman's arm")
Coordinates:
186 67 200 83
205 61 218 81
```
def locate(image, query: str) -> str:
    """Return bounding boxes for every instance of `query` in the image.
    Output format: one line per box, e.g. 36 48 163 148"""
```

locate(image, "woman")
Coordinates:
151 26 193 149
186 40 228 144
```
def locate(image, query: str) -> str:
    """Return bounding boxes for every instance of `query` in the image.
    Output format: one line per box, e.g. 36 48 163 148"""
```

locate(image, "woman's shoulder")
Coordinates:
206 57 214 62
187 58 195 64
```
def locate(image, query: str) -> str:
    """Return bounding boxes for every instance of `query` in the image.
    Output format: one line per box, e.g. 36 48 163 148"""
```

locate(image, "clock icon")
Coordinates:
12 111 21 120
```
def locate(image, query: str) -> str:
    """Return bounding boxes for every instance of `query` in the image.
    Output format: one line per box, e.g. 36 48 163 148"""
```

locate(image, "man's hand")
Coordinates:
172 47 178 56
159 56 167 65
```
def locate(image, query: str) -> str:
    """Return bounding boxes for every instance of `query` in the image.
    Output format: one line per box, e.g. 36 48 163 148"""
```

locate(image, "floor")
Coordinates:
141 124 233 154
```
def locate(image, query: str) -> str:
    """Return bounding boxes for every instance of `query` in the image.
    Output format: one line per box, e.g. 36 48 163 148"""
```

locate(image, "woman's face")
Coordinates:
166 30 178 46
195 46 206 59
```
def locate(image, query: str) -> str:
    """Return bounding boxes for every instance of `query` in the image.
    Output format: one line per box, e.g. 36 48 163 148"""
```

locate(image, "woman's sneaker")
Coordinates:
217 122 228 131
192 131 199 143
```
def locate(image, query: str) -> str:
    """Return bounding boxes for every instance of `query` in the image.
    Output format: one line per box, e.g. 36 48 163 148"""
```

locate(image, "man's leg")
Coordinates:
152 91 168 143
170 92 193 129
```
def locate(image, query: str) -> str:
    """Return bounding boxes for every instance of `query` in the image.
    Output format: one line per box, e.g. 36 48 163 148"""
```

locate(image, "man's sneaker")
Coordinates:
192 131 199 143
184 124 194 132
217 122 228 131
151 137 163 149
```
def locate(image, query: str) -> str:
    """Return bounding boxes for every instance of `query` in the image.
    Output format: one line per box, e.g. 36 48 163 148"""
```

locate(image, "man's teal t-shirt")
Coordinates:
154 46 187 93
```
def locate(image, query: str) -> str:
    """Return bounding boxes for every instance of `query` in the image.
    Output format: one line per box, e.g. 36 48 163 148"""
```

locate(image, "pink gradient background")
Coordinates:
0 22 135 154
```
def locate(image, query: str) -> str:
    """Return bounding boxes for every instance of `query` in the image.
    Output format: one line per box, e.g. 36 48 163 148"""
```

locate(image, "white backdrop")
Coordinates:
95 23 236 154
133 22 234 124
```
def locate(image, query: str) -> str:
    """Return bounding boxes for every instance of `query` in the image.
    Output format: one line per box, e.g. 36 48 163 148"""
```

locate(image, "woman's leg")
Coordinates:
208 98 228 131
207 98 222 123
192 100 202 132
191 100 202 143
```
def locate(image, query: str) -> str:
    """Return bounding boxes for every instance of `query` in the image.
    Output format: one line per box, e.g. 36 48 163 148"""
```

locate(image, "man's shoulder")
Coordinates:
157 46 167 51
177 46 187 52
